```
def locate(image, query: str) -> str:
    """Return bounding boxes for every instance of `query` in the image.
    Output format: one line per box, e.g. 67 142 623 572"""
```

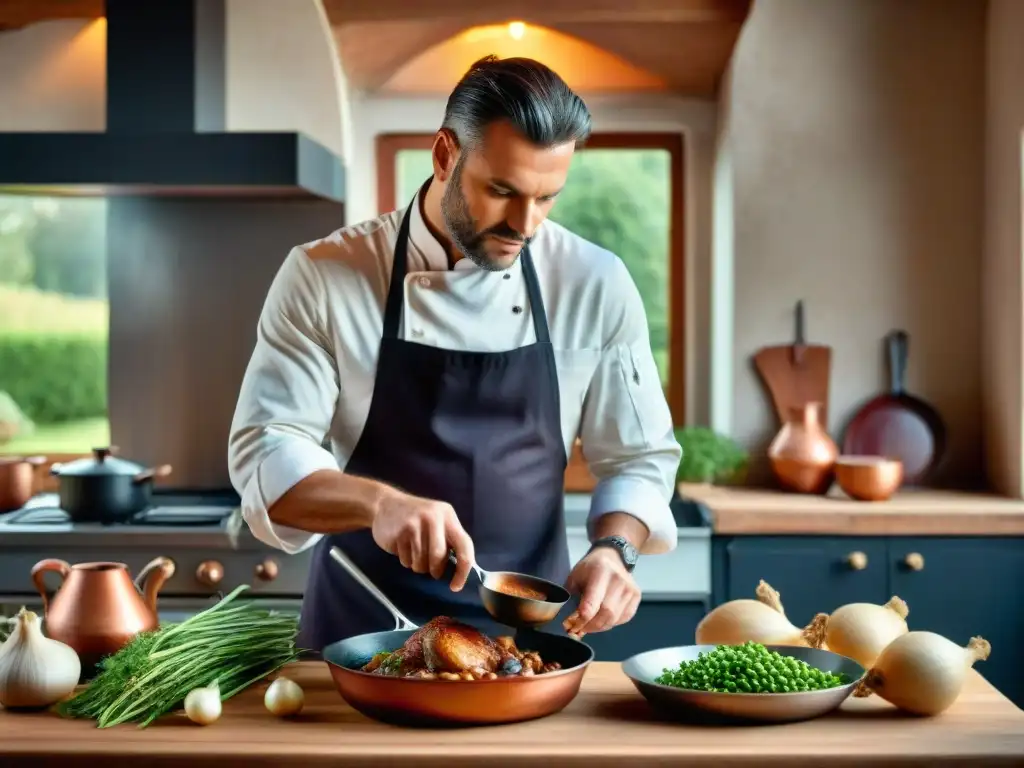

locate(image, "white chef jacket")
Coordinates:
228 190 682 557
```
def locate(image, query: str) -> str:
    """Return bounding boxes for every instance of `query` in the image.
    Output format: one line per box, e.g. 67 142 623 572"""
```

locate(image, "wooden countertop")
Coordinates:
2 661 1023 766
678 483 1024 536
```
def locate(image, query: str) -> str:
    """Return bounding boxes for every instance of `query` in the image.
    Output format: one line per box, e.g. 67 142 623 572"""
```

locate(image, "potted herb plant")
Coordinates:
674 426 748 489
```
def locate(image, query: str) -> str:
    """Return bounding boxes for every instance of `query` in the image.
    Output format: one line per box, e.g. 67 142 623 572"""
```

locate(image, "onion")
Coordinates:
854 632 991 716
695 580 816 647
264 676 304 717
805 596 909 667
184 680 222 725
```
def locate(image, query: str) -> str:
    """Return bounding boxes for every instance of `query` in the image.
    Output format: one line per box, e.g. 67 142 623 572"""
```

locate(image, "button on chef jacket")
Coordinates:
228 189 683 557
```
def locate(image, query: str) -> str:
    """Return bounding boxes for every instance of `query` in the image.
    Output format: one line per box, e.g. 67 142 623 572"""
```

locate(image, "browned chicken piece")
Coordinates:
418 616 503 673
361 617 547 678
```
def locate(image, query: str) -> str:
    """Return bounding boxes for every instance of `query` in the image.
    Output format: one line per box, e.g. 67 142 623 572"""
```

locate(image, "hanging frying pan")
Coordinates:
320 546 594 727
842 330 947 485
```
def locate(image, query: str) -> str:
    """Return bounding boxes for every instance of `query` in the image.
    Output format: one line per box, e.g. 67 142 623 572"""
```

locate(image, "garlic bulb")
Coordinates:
0 607 81 709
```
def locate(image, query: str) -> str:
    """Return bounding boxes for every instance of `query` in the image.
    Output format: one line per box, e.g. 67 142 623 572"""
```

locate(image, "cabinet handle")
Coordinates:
904 552 925 571
846 551 868 570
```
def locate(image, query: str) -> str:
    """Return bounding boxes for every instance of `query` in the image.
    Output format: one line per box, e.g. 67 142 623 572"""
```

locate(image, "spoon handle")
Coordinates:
448 549 485 583
329 546 418 630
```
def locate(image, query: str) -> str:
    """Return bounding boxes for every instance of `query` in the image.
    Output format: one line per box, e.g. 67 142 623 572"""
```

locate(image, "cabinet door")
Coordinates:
724 537 889 629
583 601 707 662
887 537 1024 709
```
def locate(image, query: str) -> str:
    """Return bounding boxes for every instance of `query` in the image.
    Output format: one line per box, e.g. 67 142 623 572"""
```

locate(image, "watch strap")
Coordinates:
588 535 638 572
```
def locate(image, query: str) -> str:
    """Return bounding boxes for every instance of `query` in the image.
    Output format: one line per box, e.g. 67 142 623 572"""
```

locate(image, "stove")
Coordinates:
1 491 236 527
0 490 312 623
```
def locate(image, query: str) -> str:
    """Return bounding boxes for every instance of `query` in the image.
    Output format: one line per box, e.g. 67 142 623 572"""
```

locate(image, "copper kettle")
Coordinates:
31 556 176 668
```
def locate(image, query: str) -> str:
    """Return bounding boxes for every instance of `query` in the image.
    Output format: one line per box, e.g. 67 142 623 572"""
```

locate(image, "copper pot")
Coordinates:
768 402 838 494
31 556 176 670
0 455 47 512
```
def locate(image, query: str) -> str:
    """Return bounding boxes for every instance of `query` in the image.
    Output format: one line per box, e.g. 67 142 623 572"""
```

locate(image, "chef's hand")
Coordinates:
562 547 641 638
371 488 476 591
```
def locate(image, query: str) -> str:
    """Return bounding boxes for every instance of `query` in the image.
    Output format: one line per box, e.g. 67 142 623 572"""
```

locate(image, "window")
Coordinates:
377 133 685 491
0 196 109 462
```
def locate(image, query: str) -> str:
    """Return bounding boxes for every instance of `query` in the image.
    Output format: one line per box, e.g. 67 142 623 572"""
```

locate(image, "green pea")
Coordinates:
655 643 843 694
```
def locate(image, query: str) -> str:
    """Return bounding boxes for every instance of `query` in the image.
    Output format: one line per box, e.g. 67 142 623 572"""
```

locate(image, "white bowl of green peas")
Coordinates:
621 641 867 724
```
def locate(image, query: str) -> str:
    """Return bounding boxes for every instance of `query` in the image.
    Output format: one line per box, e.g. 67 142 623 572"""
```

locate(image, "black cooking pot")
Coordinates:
49 447 173 524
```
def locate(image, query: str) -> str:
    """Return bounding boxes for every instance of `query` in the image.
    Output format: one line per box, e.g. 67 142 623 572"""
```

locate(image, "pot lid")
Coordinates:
52 447 145 477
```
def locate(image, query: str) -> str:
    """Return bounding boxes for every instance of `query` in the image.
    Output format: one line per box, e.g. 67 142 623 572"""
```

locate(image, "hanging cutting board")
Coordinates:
753 301 833 426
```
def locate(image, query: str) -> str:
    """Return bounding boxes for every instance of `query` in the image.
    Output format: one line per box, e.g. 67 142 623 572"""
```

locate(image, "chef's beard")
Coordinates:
441 156 531 272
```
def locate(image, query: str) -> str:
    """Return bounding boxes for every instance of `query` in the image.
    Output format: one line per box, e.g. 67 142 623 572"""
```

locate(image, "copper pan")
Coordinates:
446 549 570 628
321 546 594 728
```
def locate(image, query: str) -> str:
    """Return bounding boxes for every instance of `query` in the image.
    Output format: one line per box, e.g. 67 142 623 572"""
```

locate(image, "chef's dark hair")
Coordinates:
442 55 592 151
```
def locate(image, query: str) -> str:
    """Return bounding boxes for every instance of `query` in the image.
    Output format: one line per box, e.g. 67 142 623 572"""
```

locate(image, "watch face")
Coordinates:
621 541 639 566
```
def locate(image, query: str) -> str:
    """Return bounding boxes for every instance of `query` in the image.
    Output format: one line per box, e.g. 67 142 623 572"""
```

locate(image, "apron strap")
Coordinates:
382 197 552 346
520 246 551 345
382 203 414 341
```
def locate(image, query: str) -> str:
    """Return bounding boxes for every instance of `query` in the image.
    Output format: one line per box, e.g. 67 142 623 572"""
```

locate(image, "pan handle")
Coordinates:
328 546 419 631
887 330 909 395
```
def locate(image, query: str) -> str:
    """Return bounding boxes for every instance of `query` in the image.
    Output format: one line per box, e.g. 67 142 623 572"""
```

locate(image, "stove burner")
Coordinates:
0 492 236 527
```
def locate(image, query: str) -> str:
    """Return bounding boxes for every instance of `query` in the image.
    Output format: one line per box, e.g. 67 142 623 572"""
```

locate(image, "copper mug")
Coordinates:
0 455 47 512
31 556 176 669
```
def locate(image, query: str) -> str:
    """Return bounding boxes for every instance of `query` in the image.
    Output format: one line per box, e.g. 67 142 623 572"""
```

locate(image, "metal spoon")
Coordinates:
448 551 569 629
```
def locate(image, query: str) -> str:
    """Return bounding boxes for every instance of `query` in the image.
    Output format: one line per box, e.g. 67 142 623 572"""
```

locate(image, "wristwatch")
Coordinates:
587 535 639 573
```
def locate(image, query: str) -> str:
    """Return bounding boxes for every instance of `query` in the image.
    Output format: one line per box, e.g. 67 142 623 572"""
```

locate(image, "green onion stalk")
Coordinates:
56 584 303 728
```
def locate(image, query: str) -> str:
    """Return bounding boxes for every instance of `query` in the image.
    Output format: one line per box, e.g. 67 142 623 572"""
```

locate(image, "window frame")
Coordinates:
377 131 686 492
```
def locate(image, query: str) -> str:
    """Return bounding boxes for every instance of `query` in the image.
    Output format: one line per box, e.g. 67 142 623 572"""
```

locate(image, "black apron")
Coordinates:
297 201 571 653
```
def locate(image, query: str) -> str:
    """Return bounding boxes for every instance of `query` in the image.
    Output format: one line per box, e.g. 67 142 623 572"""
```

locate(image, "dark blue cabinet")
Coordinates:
722 537 888 629
583 601 707 662
712 535 1024 710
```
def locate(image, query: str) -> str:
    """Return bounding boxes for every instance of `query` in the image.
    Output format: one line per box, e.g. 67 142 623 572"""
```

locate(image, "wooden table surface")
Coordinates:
2 661 1023 767
678 484 1024 536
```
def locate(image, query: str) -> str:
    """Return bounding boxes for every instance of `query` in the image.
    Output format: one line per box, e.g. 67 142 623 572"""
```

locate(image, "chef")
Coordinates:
228 55 682 654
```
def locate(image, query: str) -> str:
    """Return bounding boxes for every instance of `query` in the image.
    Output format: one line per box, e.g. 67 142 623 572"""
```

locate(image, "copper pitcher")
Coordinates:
31 556 176 668
767 401 838 494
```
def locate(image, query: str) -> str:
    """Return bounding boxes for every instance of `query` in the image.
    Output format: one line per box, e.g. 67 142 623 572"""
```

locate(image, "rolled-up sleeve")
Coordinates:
227 247 339 554
579 259 682 555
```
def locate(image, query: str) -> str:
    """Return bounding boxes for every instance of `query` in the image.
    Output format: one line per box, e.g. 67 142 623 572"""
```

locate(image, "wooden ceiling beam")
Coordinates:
0 0 103 31
323 0 751 26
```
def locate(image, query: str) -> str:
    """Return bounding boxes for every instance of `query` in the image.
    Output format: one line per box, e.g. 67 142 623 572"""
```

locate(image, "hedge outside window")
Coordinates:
376 133 685 491
0 196 109 459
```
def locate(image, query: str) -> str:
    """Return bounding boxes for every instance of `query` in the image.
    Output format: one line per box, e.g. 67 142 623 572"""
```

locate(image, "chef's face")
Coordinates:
437 121 576 271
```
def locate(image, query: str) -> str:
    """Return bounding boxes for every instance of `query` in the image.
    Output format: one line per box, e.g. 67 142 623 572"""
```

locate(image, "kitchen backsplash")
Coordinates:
105 196 345 490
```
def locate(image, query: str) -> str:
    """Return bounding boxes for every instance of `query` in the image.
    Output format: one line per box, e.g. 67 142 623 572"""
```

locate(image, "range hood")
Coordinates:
0 0 345 201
